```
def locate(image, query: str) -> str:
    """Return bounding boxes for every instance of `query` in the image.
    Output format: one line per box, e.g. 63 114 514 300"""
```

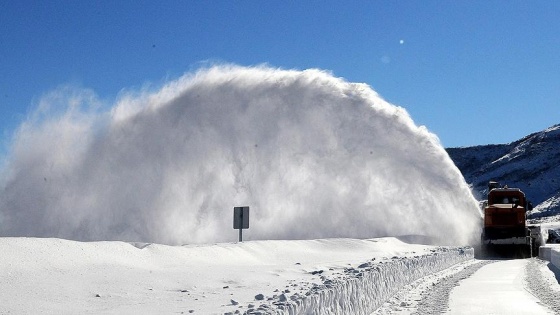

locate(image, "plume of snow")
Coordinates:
0 65 481 245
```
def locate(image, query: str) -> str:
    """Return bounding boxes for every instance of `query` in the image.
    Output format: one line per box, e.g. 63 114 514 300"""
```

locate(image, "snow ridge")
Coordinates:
239 247 473 315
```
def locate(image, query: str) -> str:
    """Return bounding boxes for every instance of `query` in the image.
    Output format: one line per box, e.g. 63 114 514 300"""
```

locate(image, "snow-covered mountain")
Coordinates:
447 124 560 222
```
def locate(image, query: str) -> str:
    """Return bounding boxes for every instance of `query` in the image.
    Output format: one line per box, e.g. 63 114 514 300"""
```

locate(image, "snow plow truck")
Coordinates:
481 181 542 257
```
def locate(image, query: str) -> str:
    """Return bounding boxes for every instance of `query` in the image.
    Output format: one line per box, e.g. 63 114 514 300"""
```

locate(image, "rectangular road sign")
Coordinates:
233 206 249 229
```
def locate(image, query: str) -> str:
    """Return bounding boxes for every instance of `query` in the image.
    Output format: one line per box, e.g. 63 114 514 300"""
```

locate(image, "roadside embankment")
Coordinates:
539 244 560 269
245 247 474 315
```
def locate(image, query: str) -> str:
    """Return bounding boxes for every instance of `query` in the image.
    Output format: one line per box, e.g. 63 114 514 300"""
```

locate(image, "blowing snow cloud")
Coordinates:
0 65 481 245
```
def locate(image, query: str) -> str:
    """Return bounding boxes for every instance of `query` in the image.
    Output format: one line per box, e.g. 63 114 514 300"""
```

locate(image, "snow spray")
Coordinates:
0 65 481 245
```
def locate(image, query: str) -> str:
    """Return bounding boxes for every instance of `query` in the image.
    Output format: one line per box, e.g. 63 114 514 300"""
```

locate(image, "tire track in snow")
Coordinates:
372 260 493 314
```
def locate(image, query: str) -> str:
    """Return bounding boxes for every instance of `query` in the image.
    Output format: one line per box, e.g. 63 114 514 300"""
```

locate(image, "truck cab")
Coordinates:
483 187 529 241
480 181 541 257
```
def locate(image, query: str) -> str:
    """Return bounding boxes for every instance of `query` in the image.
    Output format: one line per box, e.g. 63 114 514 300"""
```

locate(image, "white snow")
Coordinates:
447 260 553 314
0 65 481 246
372 256 560 315
539 220 560 270
525 258 560 313
372 259 490 314
0 237 472 314
5 236 554 314
530 195 560 224
540 244 560 270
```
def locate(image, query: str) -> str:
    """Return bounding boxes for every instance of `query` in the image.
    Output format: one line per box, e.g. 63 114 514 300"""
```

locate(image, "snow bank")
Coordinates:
538 223 560 270
539 244 560 270
0 237 473 314
241 247 473 315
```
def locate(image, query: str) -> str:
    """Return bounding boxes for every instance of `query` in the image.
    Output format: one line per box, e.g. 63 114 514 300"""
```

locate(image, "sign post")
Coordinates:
233 206 249 242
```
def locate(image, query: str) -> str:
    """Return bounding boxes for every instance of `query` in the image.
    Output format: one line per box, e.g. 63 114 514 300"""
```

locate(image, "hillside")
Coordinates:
447 124 560 223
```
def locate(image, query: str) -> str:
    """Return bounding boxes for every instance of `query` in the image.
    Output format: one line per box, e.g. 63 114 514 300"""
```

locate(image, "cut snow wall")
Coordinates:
244 247 474 315
539 244 560 270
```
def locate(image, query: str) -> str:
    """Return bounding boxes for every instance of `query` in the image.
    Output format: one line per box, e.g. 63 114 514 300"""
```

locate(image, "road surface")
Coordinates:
447 259 551 314
373 258 560 314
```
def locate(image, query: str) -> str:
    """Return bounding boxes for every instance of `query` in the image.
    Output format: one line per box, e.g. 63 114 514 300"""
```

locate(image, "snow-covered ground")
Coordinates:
0 237 472 314
2 236 559 314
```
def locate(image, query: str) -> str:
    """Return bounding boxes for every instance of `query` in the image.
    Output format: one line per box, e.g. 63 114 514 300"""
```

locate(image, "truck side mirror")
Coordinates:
527 201 533 211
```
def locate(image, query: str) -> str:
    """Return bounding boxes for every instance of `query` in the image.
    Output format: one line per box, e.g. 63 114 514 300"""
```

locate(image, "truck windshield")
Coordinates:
491 195 522 205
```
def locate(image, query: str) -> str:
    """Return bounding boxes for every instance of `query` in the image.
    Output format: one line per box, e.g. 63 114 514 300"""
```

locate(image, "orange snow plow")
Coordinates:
481 181 541 257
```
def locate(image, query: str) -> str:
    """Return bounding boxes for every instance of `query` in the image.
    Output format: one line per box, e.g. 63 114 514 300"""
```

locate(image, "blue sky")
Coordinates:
1 0 559 152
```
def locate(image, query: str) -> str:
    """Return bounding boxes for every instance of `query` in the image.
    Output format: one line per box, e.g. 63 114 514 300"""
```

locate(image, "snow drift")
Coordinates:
0 65 481 245
0 237 473 314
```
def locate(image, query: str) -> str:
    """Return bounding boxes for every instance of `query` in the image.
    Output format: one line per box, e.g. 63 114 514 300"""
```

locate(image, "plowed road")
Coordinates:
373 258 560 314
